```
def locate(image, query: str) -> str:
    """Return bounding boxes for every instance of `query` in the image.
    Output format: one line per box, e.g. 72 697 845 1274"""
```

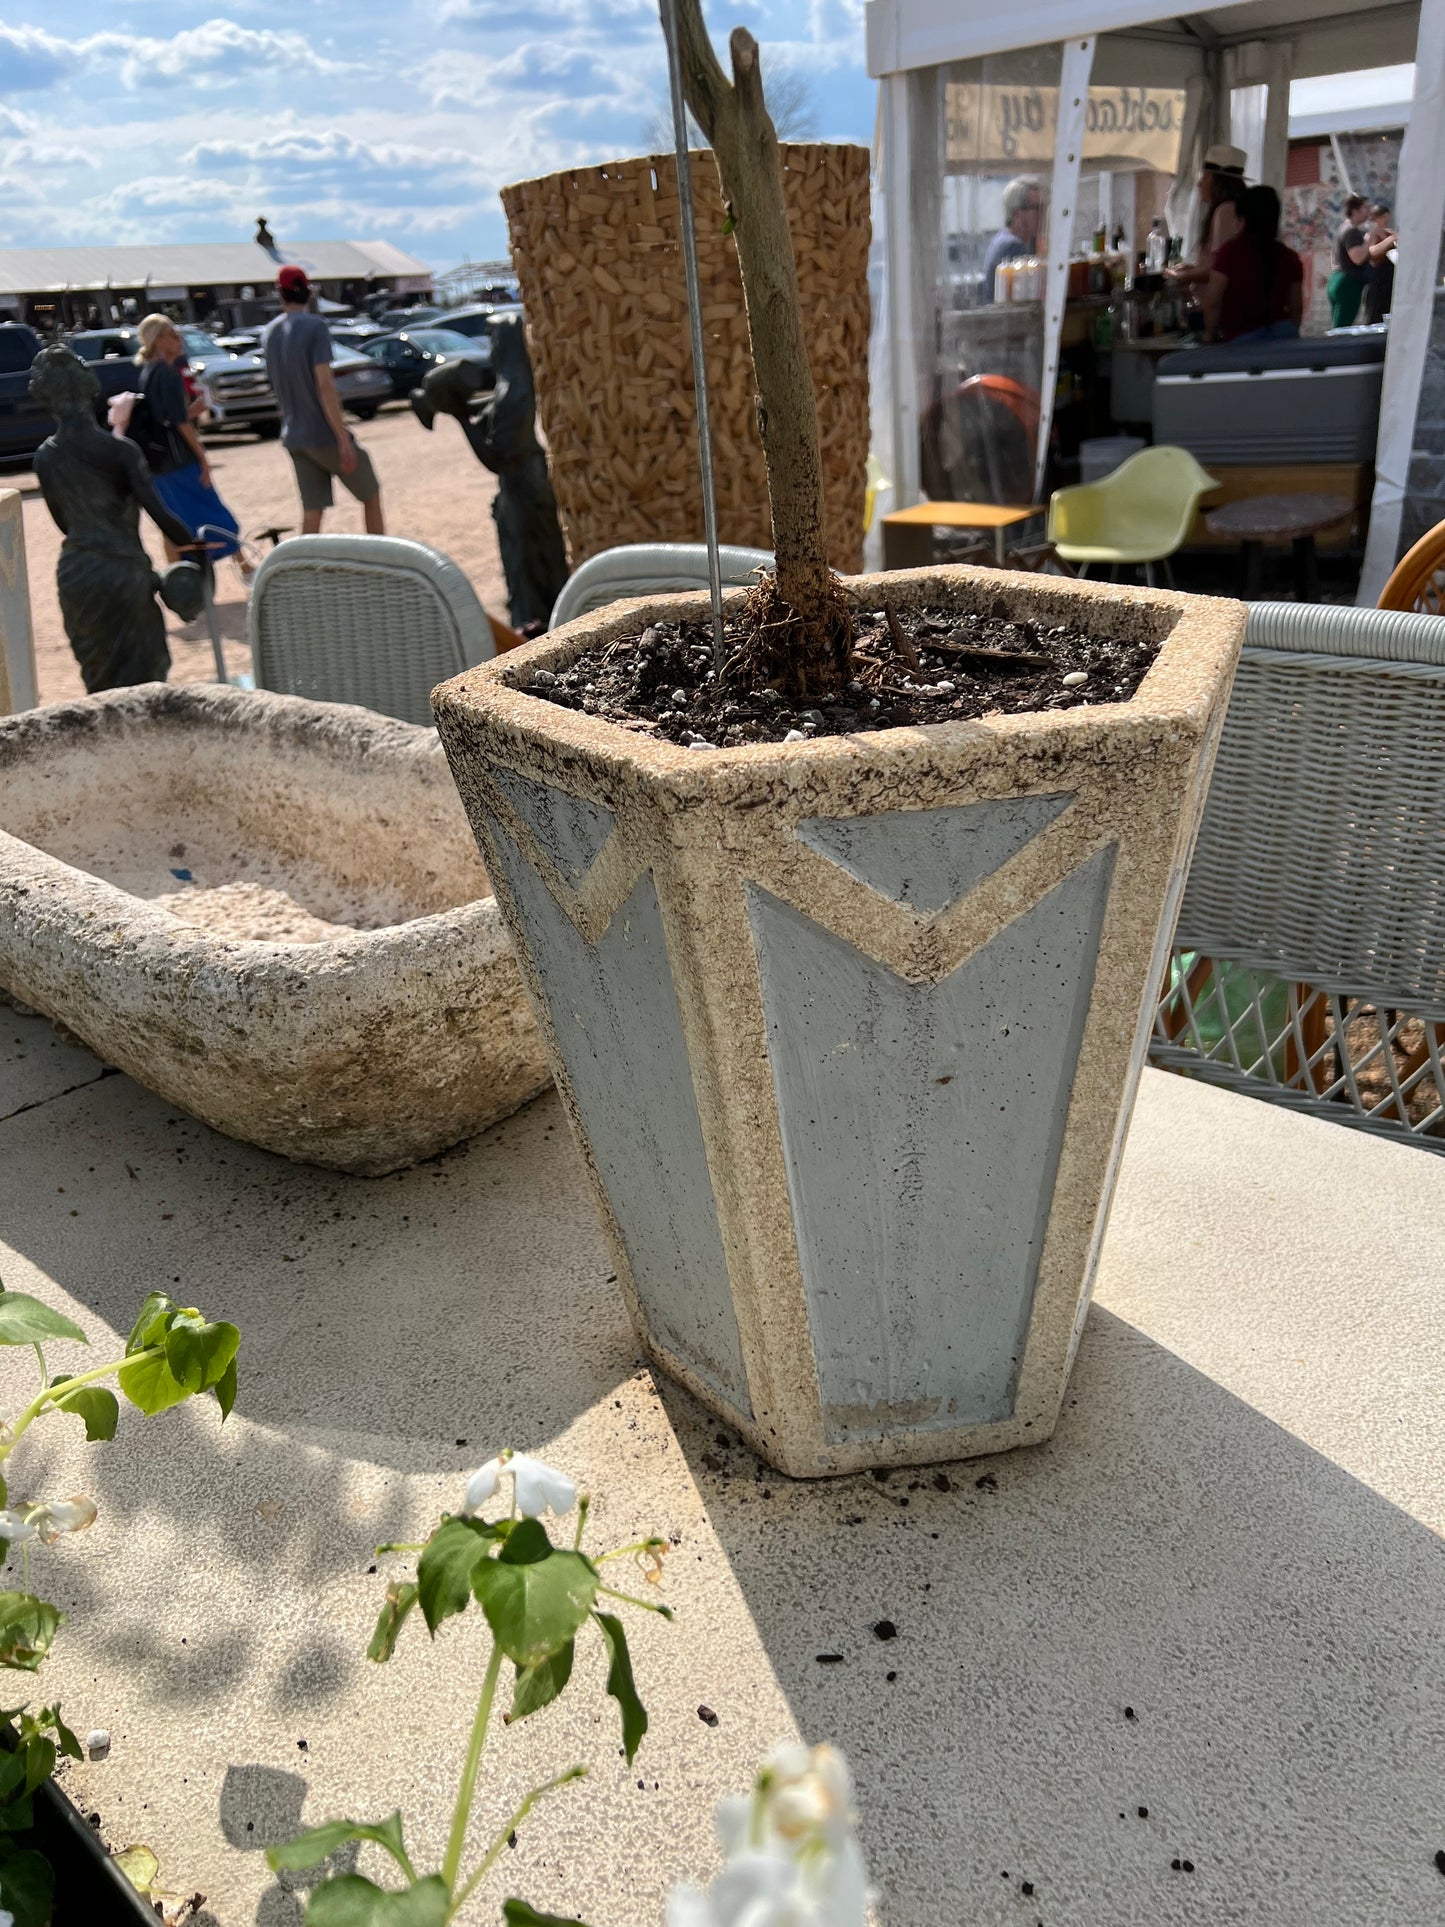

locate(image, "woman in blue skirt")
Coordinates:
130 314 242 573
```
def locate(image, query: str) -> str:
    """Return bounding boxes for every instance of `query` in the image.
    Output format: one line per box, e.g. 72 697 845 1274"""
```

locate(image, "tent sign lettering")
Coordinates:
945 85 1186 172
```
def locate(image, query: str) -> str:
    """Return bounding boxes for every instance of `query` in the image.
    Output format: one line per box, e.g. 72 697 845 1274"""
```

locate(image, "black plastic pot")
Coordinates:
27 1770 160 1923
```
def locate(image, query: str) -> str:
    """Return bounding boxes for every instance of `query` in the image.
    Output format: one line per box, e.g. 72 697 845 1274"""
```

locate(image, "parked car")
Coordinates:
329 342 393 420
370 305 442 333
0 322 137 459
358 328 495 400
432 303 523 340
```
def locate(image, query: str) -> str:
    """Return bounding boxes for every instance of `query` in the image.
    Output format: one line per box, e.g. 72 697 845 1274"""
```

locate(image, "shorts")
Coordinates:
288 440 380 512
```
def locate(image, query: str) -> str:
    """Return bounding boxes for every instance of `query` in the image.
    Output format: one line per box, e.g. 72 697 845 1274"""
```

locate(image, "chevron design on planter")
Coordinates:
796 792 1075 914
748 842 1115 1443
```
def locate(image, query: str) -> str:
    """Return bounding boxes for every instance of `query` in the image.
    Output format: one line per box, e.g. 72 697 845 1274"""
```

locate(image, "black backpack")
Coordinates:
127 364 186 475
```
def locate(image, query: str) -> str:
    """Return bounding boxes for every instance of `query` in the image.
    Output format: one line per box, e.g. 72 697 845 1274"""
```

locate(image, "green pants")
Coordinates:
1327 270 1364 330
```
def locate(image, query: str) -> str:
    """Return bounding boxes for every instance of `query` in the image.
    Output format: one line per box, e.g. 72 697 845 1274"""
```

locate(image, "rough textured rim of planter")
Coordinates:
433 566 1242 789
0 681 505 973
433 567 1245 1474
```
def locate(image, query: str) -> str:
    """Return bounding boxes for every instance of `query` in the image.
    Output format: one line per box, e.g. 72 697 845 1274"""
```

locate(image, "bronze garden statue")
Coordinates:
412 314 568 633
30 345 204 693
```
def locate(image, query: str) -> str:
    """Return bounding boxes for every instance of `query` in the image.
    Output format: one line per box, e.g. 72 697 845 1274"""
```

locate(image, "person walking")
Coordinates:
1328 194 1372 329
982 178 1044 294
130 314 241 567
1204 184 1304 343
263 265 383 535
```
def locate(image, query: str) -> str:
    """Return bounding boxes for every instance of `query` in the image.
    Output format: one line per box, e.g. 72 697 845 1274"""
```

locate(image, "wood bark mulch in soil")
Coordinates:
530 602 1162 748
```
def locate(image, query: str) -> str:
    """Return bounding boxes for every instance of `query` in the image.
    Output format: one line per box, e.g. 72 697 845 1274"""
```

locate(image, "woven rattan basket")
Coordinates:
502 144 871 574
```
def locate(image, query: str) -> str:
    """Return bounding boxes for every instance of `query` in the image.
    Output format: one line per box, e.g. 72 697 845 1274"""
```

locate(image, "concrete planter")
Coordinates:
0 684 550 1175
435 569 1243 1474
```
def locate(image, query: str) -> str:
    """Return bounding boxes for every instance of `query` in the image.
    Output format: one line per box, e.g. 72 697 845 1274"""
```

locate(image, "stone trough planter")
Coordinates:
435 568 1243 1476
0 684 550 1174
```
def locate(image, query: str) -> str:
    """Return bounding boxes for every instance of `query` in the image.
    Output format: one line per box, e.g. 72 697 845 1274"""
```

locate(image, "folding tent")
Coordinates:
866 0 1445 600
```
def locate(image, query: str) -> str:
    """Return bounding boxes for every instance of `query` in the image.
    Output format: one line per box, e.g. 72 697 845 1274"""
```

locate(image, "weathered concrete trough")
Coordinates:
0 683 550 1173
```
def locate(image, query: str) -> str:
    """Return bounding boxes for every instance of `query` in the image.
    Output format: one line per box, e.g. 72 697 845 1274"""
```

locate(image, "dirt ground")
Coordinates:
9 405 510 705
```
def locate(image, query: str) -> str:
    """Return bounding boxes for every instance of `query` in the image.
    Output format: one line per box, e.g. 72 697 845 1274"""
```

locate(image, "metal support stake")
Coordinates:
660 0 726 672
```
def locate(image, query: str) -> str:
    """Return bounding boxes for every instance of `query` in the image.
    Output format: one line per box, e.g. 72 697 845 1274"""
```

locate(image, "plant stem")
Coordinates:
596 1582 672 1617
448 1766 586 1919
442 1638 504 1896
31 1347 46 1394
0 1352 157 1463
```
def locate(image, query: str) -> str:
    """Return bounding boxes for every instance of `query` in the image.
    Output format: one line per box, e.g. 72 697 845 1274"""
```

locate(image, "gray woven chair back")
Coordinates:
1152 600 1445 1152
548 542 775 631
248 535 494 728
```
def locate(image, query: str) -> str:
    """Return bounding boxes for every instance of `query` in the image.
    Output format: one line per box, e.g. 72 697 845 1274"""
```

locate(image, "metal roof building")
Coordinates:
0 238 433 328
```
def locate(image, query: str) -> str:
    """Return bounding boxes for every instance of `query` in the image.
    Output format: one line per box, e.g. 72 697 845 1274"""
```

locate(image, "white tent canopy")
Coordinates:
866 0 1444 601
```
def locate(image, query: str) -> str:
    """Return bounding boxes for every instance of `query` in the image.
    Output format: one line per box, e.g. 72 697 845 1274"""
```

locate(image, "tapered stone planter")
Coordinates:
435 568 1243 1475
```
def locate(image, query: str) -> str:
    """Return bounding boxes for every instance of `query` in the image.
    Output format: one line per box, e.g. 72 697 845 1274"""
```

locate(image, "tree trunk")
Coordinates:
669 4 832 616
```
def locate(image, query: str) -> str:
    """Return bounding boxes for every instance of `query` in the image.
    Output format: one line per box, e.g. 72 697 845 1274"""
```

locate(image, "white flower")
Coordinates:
668 1745 871 1927
0 1906 15 1927
461 1450 577 1520
34 1496 97 1544
0 1510 37 1547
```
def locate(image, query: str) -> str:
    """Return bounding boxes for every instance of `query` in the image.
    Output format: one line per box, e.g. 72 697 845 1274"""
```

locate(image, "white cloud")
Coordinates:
438 0 653 31
0 17 345 94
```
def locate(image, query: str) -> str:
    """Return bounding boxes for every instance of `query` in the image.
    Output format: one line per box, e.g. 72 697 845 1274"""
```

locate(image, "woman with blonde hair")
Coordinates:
128 313 241 566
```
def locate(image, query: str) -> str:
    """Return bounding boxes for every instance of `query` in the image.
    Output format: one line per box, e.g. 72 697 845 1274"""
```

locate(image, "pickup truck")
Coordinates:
0 322 136 460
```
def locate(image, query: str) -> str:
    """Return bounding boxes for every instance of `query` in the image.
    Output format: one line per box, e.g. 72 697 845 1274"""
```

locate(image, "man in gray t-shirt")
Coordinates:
263 265 384 533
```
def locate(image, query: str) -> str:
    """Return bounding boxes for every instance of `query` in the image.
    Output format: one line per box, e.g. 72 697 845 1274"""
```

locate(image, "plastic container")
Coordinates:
1079 435 1145 481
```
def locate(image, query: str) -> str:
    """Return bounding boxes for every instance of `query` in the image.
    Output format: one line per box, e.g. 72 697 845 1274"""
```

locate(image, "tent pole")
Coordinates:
1034 36 1096 505
1358 0 1445 603
883 72 921 510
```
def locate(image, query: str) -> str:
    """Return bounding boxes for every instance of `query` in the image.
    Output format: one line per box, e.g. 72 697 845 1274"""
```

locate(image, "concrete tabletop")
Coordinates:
2 1006 1444 1926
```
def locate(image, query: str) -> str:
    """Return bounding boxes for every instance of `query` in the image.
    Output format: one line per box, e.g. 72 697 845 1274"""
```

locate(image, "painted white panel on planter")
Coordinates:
491 764 616 885
483 817 751 1410
796 792 1075 913
747 844 1114 1444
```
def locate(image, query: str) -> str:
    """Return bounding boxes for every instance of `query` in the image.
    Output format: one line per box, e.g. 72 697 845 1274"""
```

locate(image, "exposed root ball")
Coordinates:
723 571 855 699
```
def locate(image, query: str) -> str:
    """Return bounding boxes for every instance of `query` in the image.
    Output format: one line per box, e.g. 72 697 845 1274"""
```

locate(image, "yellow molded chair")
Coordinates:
1048 445 1218 586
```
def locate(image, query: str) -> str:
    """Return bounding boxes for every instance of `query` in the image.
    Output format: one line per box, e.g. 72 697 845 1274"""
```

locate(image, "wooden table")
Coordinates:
1204 492 1354 601
882 500 1042 569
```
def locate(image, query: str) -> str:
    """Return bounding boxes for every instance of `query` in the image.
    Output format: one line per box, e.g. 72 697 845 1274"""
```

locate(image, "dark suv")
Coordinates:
0 323 135 459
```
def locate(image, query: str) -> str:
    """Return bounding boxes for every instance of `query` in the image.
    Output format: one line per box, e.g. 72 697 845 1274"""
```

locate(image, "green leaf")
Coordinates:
0 1846 55 1927
415 1517 498 1636
0 1750 28 1804
0 1595 62 1673
502 1901 593 1927
509 1639 573 1723
113 1844 159 1894
19 1737 53 1798
25 1703 81 1761
306 1873 450 1926
164 1317 240 1396
593 1611 648 1764
49 1378 119 1443
473 1524 597 1669
268 1811 409 1875
0 1796 35 1833
367 1582 419 1665
0 1293 85 1349
213 1355 238 1422
721 214 736 237
116 1348 190 1417
125 1292 177 1354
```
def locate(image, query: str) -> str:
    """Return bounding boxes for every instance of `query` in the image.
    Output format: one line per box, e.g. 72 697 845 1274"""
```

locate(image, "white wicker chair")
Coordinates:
248 535 494 727
548 542 775 630
1151 601 1445 1151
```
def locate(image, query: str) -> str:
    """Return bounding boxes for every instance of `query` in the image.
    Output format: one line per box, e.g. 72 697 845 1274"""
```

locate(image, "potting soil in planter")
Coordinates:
533 602 1161 746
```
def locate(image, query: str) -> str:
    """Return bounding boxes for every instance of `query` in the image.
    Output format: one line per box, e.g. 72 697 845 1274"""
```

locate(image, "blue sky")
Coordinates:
0 1 875 271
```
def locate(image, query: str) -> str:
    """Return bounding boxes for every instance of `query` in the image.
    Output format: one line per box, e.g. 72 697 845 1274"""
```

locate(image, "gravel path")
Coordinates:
10 404 511 705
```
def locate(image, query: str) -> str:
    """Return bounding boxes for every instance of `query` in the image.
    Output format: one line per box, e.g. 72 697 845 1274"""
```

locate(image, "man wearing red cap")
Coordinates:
263 265 384 534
